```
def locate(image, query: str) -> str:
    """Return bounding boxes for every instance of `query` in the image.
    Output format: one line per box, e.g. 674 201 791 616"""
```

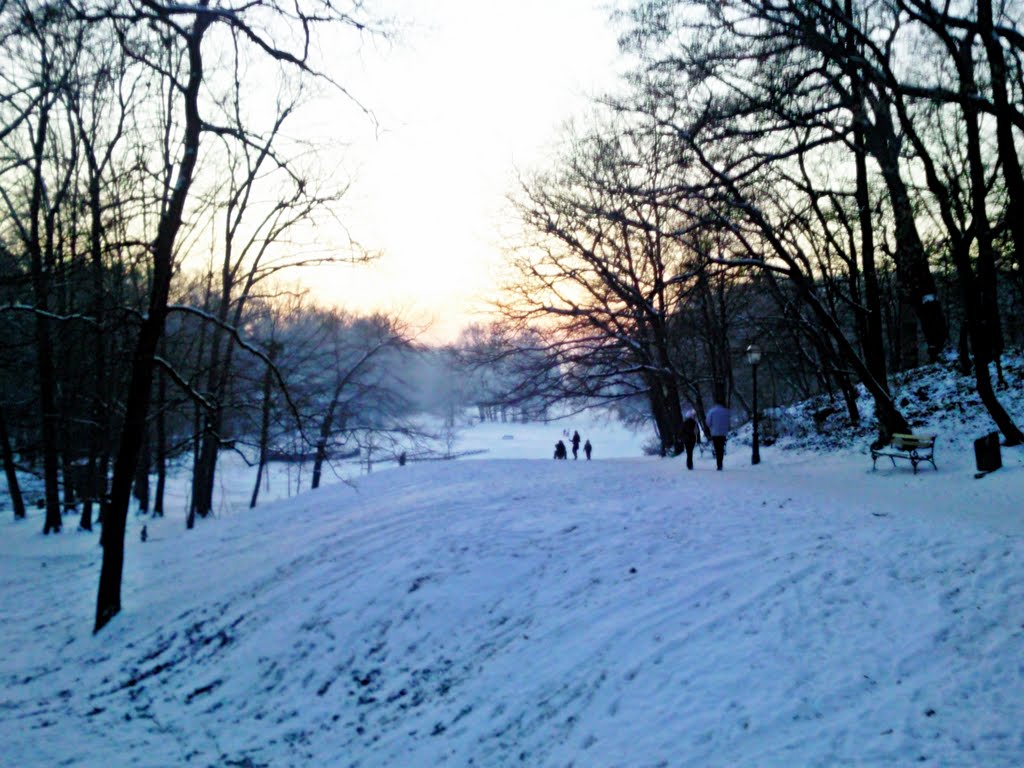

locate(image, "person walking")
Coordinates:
706 399 731 471
583 439 592 460
571 430 581 460
681 410 700 470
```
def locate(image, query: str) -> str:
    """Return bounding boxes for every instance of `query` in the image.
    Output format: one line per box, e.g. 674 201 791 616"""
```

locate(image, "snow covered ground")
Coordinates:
2 371 1023 767
159 409 646 518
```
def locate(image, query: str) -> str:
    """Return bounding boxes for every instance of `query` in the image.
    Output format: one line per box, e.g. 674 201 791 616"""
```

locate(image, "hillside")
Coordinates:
764 353 1024 453
1 360 1023 767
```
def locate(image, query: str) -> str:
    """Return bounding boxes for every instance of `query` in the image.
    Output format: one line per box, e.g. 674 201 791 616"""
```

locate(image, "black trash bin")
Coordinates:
974 431 1002 473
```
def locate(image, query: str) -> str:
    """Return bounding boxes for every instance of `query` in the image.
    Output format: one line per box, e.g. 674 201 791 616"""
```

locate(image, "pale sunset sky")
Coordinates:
303 0 626 343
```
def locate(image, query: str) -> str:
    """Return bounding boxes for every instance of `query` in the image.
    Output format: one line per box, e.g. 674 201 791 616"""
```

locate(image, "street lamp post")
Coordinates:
746 344 762 465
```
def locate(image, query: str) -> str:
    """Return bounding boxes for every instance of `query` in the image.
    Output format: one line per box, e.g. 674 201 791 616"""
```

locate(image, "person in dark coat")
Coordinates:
584 439 592 460
681 410 700 470
571 430 581 459
554 440 568 460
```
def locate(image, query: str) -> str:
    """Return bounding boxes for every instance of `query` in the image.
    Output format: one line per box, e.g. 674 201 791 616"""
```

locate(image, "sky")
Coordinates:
305 0 626 343
2 361 1023 766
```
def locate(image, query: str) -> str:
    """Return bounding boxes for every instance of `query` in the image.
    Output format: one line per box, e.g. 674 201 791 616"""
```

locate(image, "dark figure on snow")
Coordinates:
707 400 731 471
571 430 581 459
554 440 568 460
584 439 592 460
681 411 700 470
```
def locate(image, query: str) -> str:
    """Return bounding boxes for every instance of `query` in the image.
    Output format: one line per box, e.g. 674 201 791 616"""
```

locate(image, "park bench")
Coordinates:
871 433 937 474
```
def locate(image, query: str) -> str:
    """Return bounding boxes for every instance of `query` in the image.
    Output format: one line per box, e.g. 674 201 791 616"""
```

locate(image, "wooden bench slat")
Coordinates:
891 433 935 449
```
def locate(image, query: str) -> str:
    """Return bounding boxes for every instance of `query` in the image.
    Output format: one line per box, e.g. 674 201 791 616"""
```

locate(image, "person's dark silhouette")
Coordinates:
571 430 581 459
584 439 592 460
681 411 699 470
554 440 568 460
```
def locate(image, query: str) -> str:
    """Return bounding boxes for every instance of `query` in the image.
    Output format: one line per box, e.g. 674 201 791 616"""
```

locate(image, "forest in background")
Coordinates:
2 0 1024 631
492 0 1024 458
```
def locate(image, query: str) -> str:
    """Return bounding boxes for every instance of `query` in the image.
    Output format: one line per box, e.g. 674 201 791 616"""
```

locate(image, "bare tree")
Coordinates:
188 91 366 521
452 323 553 423
0 3 84 533
87 0 382 633
611 0 1018 441
884 0 1023 444
501 118 696 453
64 22 135 532
305 310 416 488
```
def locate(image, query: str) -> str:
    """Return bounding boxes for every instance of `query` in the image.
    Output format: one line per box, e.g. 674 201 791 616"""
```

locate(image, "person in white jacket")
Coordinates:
706 401 731 471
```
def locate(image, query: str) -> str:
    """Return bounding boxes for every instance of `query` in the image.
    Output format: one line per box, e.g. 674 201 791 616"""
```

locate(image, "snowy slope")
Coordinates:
2 442 1023 766
2 362 1023 767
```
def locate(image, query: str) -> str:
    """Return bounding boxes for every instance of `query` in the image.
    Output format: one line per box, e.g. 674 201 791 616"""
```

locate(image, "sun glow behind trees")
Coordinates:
296 0 625 342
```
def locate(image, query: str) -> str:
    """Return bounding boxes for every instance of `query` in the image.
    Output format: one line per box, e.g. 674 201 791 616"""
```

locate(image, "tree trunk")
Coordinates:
192 319 231 519
847 0 889 393
250 345 277 509
836 369 860 427
187 273 212 530
192 267 238 520
957 324 971 376
190 413 218 518
59 422 77 509
897 302 919 371
955 34 1022 445
153 358 167 518
312 393 340 490
190 271 221 520
951 237 1024 445
853 118 888 387
642 364 672 456
1 408 26 520
977 0 1024 285
133 424 150 514
866 97 947 362
96 15 212 633
79 460 95 532
958 35 1004 368
84 138 109 533
26 98 62 534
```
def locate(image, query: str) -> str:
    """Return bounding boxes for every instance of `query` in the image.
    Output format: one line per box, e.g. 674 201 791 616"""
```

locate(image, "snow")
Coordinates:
2 371 1024 767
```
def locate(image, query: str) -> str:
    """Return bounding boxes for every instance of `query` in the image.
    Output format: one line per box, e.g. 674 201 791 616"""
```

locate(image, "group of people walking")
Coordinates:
554 430 591 460
552 400 731 469
680 401 731 471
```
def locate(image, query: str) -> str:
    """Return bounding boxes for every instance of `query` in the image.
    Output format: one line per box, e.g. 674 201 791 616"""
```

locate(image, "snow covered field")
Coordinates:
160 410 647 518
2 391 1024 766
